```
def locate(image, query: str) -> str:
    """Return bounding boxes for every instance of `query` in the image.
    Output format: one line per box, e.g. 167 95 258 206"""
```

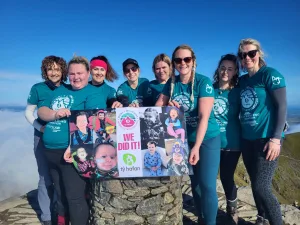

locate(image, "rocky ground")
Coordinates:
0 179 299 225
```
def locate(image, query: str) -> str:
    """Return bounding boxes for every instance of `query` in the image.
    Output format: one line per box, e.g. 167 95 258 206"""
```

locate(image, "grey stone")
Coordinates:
109 196 136 209
238 210 258 218
127 197 145 202
151 185 169 195
94 217 114 225
135 178 164 187
136 195 162 216
101 180 124 194
8 207 36 214
163 192 174 204
284 209 300 225
161 203 174 211
147 213 167 224
114 213 144 225
122 179 138 189
0 198 28 212
181 175 190 182
124 187 150 197
101 212 114 219
96 192 111 206
237 186 255 206
14 217 40 223
160 177 171 184
104 206 124 214
167 203 182 216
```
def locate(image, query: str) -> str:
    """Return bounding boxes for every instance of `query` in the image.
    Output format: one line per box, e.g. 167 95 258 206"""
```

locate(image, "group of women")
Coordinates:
25 38 286 225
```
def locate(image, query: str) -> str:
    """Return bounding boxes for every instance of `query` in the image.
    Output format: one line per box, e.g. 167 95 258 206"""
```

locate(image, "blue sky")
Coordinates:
0 0 299 107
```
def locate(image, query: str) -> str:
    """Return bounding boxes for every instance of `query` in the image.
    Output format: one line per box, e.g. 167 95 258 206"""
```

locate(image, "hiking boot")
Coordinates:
41 221 52 225
226 205 239 224
255 215 264 225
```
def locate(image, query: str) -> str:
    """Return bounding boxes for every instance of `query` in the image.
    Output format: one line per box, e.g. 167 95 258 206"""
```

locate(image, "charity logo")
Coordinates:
272 76 282 85
240 87 258 112
123 153 136 166
173 92 193 112
117 89 123 95
206 84 213 94
118 110 138 129
213 96 228 117
51 95 74 110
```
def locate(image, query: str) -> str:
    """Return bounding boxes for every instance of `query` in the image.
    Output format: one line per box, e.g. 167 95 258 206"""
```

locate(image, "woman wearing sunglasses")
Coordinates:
116 58 152 107
156 44 220 225
238 38 286 225
212 54 241 224
150 53 172 103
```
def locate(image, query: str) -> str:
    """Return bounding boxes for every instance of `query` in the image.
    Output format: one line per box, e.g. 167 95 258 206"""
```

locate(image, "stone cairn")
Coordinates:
90 176 183 225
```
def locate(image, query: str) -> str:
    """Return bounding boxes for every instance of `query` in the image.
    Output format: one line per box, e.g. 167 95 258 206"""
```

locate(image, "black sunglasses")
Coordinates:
238 50 258 59
173 57 193 64
124 66 138 74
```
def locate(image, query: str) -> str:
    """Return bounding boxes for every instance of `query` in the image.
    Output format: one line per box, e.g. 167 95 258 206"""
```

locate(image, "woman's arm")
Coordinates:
38 106 71 122
25 104 43 131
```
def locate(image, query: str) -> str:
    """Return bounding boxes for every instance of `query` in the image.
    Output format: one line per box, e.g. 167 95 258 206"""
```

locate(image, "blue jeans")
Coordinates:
34 134 53 221
189 135 221 225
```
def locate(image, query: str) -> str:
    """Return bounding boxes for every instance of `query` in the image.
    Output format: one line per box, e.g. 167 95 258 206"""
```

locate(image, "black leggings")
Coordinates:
220 151 241 204
44 149 89 225
242 138 282 225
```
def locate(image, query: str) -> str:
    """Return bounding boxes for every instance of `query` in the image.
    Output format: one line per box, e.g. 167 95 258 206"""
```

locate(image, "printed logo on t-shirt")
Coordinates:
213 96 229 117
27 93 32 101
147 87 152 95
117 89 123 95
272 76 282 85
51 95 74 110
206 84 213 94
240 87 258 112
172 92 193 112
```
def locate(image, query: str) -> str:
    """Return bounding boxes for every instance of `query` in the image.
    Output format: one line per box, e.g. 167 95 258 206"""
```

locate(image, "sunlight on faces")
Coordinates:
241 44 260 71
147 143 156 155
174 49 194 76
218 60 236 83
155 61 170 83
169 108 178 120
124 63 139 82
95 145 117 171
77 147 87 161
47 62 62 85
76 115 88 131
91 66 107 84
68 63 89 90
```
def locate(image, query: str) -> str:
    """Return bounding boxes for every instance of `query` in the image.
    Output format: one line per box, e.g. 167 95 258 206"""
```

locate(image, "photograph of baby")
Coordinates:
141 141 171 177
72 145 96 178
94 143 119 178
88 109 116 146
139 107 165 149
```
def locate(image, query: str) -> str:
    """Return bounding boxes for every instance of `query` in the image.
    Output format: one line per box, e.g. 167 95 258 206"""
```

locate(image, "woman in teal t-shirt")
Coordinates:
116 58 152 107
150 53 172 104
212 54 241 224
237 38 286 225
25 56 67 224
156 44 220 225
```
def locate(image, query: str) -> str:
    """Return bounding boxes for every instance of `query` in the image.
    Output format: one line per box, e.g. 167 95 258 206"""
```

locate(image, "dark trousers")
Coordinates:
242 138 283 225
44 149 89 225
219 150 241 204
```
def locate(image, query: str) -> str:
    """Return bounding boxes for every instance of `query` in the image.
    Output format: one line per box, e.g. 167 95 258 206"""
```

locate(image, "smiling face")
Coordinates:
95 145 117 171
98 112 105 120
174 49 194 77
77 147 87 161
218 60 236 84
155 61 170 83
91 66 106 84
144 112 156 126
173 152 183 165
124 63 140 83
76 115 88 131
46 62 62 85
68 63 90 90
147 143 156 155
169 109 178 120
240 44 260 71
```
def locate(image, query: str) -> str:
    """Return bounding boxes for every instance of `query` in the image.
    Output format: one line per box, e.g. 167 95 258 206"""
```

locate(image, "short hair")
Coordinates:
152 53 172 80
75 111 88 123
68 56 90 72
147 141 157 146
90 55 118 82
41 55 68 82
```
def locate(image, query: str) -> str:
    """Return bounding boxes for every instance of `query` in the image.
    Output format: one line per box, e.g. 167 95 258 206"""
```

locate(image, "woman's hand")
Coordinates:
111 101 123 108
263 138 281 161
129 102 139 107
168 100 180 108
55 108 71 119
64 146 73 163
189 146 200 165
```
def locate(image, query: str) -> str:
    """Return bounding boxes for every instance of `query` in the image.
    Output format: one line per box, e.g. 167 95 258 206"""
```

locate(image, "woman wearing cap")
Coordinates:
150 54 172 103
237 38 286 225
212 54 241 224
156 44 220 225
117 58 152 107
25 55 67 225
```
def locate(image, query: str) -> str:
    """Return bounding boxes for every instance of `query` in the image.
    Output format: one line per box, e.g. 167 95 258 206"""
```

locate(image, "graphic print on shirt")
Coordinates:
240 86 259 126
51 95 74 110
272 76 282 85
172 92 194 113
205 84 213 94
117 89 123 95
213 96 228 132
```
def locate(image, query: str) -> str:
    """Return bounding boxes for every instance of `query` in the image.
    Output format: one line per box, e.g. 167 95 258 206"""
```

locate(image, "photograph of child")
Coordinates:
72 145 95 178
143 141 162 176
167 141 190 176
140 107 165 149
94 143 119 178
71 111 94 146
165 107 185 143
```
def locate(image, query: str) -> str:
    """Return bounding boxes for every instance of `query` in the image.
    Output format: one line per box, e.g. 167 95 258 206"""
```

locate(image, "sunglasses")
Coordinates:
124 66 138 74
173 57 193 64
238 50 258 59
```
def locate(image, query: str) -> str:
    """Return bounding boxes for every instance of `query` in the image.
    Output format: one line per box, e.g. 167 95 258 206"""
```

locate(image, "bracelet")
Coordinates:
269 138 281 146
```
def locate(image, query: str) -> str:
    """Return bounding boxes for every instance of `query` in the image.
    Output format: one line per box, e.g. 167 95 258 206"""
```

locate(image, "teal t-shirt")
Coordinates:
27 82 55 136
213 85 241 150
150 80 165 105
116 78 152 106
86 81 116 109
239 66 286 140
162 73 220 142
42 83 96 149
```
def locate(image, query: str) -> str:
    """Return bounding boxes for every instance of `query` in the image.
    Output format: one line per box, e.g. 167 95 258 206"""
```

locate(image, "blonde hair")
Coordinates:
237 38 266 70
171 44 196 103
152 53 172 80
68 55 90 72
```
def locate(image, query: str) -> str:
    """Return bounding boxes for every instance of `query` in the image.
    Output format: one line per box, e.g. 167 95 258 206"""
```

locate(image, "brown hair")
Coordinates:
171 44 196 103
68 56 90 72
90 55 118 82
41 56 68 82
152 53 172 80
